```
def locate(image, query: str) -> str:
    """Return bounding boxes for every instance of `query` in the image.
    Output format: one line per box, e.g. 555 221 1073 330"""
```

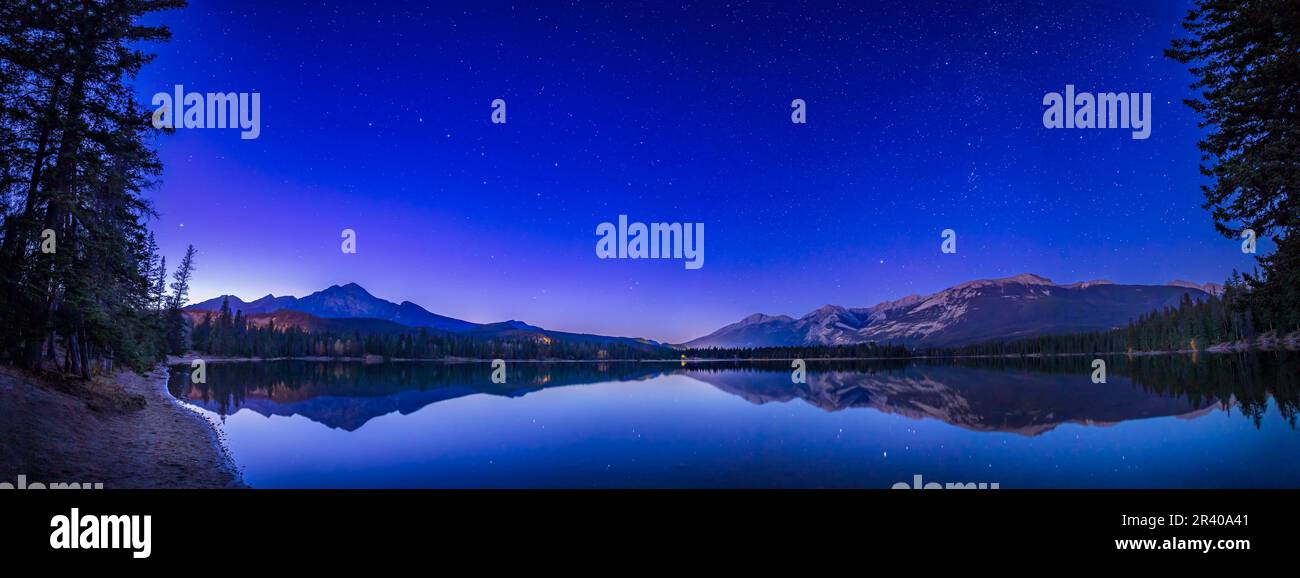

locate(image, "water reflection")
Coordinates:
170 361 672 431
168 353 1299 434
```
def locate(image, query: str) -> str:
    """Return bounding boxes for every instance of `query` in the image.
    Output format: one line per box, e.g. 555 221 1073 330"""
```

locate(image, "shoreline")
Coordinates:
164 334 1298 366
154 364 245 488
0 363 244 489
167 354 690 364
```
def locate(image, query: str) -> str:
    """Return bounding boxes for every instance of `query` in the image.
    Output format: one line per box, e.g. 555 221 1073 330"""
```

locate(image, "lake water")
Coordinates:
167 354 1300 488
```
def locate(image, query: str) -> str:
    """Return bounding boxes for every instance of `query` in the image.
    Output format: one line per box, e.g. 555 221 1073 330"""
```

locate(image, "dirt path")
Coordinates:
0 364 242 489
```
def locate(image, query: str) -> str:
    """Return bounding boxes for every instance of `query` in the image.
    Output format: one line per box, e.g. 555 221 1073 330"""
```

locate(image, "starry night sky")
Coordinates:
135 0 1257 343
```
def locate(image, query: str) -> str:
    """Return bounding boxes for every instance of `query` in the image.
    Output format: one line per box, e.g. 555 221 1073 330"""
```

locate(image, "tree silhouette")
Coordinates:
1167 0 1300 332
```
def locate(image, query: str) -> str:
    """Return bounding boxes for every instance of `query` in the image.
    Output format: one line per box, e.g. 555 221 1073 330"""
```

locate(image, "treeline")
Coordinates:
685 342 912 360
930 273 1269 356
0 1 192 377
189 301 677 361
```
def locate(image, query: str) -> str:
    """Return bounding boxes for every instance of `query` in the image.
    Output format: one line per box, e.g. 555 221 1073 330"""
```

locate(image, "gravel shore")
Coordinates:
0 363 242 489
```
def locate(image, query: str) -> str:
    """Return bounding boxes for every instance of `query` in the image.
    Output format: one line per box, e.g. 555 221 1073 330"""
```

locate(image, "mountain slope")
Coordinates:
187 283 478 332
183 309 417 336
685 274 1214 349
185 283 666 351
678 314 802 348
461 321 665 349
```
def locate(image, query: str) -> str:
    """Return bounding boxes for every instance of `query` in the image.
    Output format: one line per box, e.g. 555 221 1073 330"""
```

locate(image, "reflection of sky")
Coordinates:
136 0 1260 343
183 374 1300 489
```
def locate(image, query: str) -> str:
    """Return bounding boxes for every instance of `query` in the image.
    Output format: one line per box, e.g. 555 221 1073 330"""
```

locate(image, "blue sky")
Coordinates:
135 0 1258 342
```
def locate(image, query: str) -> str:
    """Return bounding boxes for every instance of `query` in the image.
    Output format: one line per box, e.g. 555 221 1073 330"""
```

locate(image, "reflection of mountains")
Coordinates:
206 385 506 431
169 362 671 431
168 354 1298 434
688 365 1214 436
693 354 1298 434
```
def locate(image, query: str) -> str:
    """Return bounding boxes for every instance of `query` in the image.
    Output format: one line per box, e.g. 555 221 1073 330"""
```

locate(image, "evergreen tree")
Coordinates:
163 244 196 354
0 0 189 375
166 244 196 311
1167 0 1300 332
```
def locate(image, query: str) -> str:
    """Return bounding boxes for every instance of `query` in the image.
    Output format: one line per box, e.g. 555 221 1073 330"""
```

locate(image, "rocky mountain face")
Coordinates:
684 274 1214 348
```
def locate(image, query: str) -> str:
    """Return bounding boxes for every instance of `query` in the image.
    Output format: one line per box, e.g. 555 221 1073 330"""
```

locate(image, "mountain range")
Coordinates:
185 283 664 350
683 274 1221 349
187 274 1223 352
188 283 478 332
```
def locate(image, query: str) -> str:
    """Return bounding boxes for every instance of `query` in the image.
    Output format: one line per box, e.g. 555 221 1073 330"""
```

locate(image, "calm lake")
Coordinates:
167 354 1300 488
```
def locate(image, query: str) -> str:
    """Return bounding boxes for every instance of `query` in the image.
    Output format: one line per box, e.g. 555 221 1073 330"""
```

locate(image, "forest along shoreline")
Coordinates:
164 330 1300 366
0 364 243 489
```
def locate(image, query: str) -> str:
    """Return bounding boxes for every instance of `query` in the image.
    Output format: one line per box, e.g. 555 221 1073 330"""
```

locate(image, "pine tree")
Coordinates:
0 0 190 375
167 244 196 311
163 244 196 354
151 255 167 309
1167 0 1300 332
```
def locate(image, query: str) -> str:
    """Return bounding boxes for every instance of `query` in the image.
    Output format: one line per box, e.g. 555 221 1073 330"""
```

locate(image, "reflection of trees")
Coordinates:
685 354 1300 429
166 353 1299 430
167 361 672 419
1120 353 1299 429
960 354 1298 429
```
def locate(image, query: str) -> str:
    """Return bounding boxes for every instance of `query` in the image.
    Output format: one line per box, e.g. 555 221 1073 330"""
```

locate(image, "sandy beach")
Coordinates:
0 364 242 489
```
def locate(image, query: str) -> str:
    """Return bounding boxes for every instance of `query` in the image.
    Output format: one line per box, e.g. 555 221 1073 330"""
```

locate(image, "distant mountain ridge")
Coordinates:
188 283 477 332
186 283 663 349
685 274 1218 349
1165 279 1224 296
